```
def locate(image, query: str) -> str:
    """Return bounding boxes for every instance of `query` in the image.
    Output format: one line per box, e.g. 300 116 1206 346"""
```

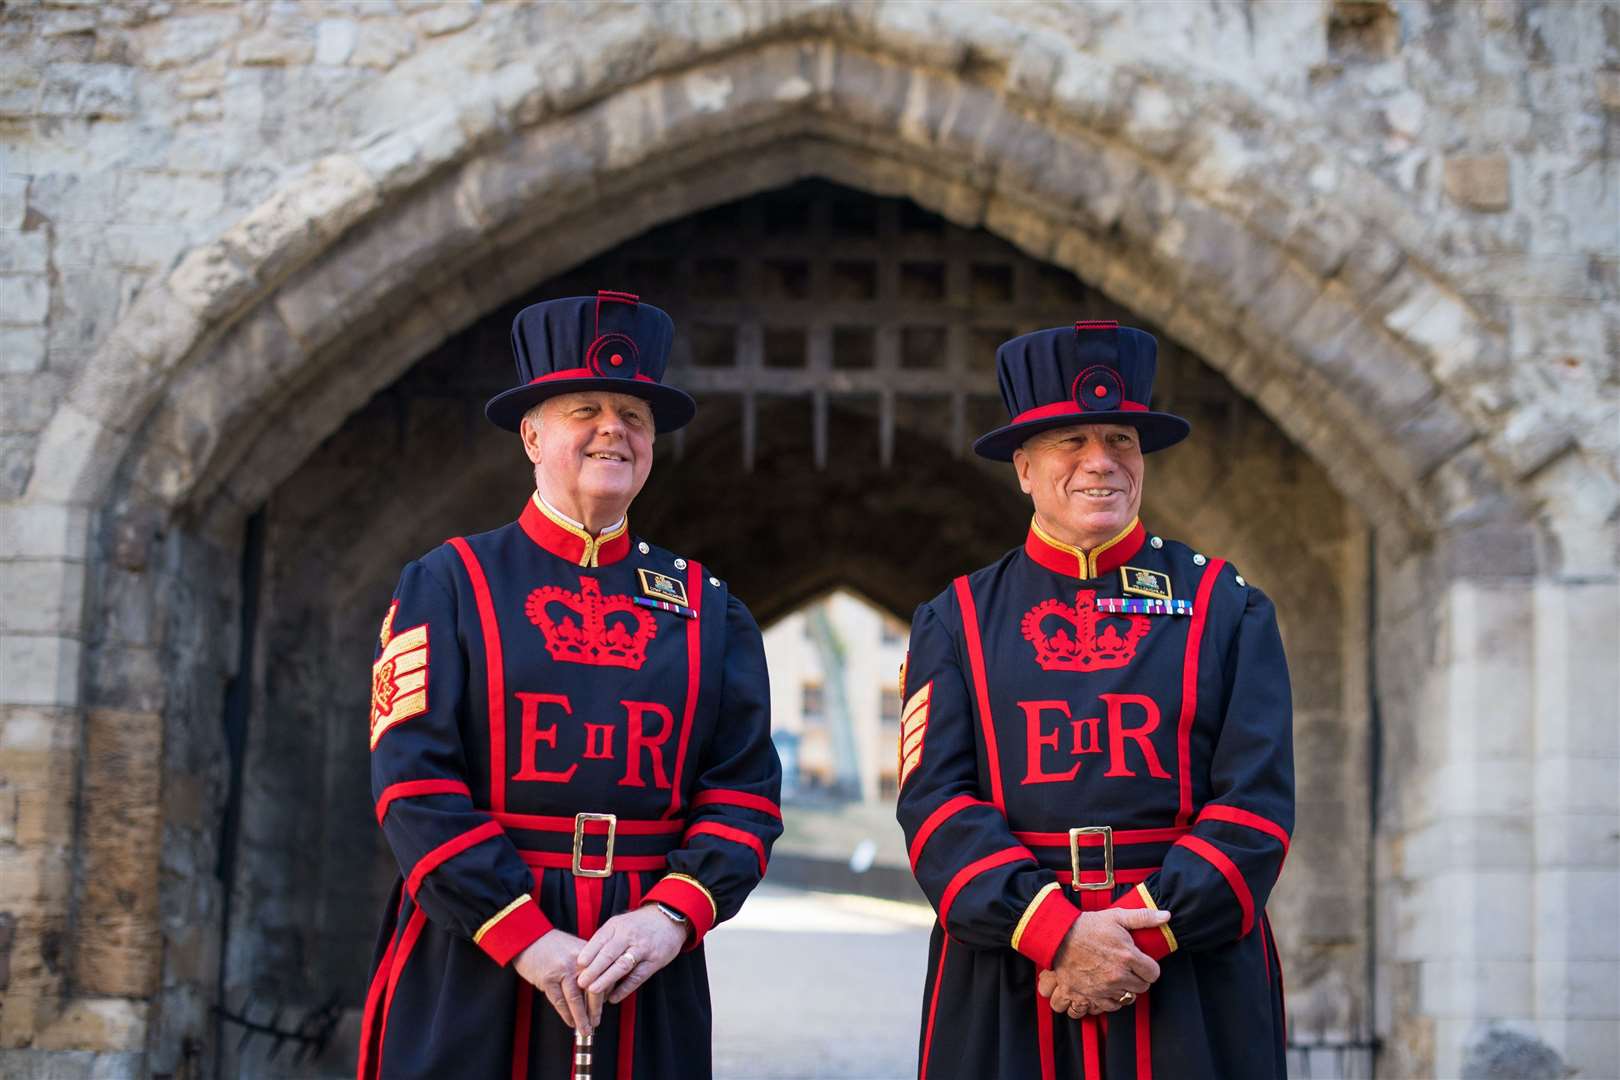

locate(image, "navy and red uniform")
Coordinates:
358 495 782 1079
897 516 1293 1080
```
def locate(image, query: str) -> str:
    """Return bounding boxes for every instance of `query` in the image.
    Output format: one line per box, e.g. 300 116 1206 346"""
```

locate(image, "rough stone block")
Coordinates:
1122 80 1191 161
166 242 256 324
1444 155 1512 212
410 2 480 37
0 176 26 232
0 560 85 635
74 709 163 999
0 635 82 708
0 231 48 276
0 326 47 374
34 998 149 1053
316 18 358 65
38 63 135 120
133 12 239 69
350 21 416 69
219 155 380 285
1 273 50 325
235 24 315 66
0 505 88 566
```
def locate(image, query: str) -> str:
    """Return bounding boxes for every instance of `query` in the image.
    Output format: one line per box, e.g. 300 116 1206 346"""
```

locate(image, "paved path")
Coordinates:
707 885 934 1080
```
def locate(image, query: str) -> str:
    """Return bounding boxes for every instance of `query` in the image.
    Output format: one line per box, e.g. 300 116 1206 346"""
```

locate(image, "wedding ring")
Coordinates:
1119 991 1137 1005
622 950 636 967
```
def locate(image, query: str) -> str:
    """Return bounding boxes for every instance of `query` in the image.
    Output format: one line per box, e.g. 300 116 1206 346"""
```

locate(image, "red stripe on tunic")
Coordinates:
953 576 1005 813
1260 909 1271 984
355 892 405 1080
1082 1015 1101 1080
1135 990 1153 1079
684 820 767 875
375 905 428 1079
1175 559 1225 826
1036 981 1056 1080
1196 803 1291 857
919 934 950 1080
568 875 605 1077
1178 834 1255 934
374 778 472 824
665 561 704 818
937 846 1031 928
450 538 508 814
908 795 987 872
617 873 645 1078
691 788 782 819
406 819 503 897
511 983 532 1080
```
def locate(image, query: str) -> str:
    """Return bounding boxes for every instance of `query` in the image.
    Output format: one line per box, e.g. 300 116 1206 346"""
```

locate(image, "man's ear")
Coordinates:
519 411 544 465
1012 448 1034 495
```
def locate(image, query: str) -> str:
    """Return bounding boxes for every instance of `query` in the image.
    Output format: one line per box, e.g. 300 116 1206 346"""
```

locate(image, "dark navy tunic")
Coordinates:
359 496 782 1080
897 518 1293 1080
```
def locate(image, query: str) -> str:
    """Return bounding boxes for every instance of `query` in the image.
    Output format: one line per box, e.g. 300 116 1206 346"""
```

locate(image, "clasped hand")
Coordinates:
513 906 687 1036
1036 908 1172 1018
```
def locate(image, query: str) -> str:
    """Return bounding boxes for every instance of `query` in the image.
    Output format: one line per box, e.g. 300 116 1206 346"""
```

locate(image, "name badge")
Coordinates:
638 568 689 606
1120 565 1172 601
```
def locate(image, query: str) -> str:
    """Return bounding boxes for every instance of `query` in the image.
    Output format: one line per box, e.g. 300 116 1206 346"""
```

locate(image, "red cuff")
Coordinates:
1110 882 1177 961
1012 882 1082 969
644 873 718 949
473 894 552 966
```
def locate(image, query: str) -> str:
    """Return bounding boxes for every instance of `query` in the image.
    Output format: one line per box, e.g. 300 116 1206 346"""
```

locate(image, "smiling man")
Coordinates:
358 291 782 1079
897 321 1295 1079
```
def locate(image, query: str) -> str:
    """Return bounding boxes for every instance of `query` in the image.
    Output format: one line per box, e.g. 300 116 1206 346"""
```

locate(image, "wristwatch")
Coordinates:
653 902 688 926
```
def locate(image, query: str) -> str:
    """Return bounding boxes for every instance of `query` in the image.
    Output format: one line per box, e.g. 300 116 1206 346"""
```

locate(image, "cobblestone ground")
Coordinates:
707 885 934 1080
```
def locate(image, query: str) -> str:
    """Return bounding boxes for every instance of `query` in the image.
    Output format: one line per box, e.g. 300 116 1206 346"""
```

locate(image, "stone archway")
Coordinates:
209 180 1374 1076
6 14 1611 1080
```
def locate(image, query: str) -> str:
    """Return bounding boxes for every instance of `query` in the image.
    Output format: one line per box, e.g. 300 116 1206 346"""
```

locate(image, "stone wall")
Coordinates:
1 1 1615 1076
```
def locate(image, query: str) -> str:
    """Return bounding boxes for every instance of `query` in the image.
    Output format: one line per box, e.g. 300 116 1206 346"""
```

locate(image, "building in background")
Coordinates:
763 589 909 805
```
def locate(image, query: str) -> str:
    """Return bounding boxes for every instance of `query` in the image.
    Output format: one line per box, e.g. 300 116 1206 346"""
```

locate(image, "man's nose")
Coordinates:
1079 444 1114 473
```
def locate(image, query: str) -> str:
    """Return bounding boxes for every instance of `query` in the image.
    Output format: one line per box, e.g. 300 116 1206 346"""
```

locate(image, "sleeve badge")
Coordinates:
371 601 429 749
897 680 932 790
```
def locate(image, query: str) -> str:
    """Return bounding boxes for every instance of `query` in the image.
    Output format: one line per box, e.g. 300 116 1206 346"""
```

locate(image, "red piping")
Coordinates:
1176 559 1225 826
665 561 703 817
684 820 767 875
375 905 427 1079
450 538 507 813
406 820 503 898
938 846 1031 928
374 778 472 824
1178 834 1255 934
953 577 1005 813
909 795 988 872
691 789 782 819
1196 804 1291 857
919 935 950 1080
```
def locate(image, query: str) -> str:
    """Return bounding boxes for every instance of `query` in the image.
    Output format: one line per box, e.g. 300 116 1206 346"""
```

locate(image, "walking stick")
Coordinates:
573 1030 593 1080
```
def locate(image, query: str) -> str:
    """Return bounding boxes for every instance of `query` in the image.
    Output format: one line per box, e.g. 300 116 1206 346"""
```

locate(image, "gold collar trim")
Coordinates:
531 493 629 568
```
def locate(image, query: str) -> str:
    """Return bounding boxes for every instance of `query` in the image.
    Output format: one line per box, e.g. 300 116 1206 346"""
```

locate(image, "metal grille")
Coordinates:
539 179 1220 470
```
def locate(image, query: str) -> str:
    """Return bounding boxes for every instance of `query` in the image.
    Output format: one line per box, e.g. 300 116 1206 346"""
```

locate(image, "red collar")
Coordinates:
1024 517 1145 580
518 495 632 567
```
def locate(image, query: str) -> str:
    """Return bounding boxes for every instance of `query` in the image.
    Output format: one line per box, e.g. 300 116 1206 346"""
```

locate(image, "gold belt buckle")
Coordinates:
572 812 616 877
1069 826 1114 891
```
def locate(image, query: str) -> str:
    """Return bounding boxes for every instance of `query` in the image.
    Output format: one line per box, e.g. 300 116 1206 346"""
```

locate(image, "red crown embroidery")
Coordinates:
1021 589 1150 671
526 576 657 669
